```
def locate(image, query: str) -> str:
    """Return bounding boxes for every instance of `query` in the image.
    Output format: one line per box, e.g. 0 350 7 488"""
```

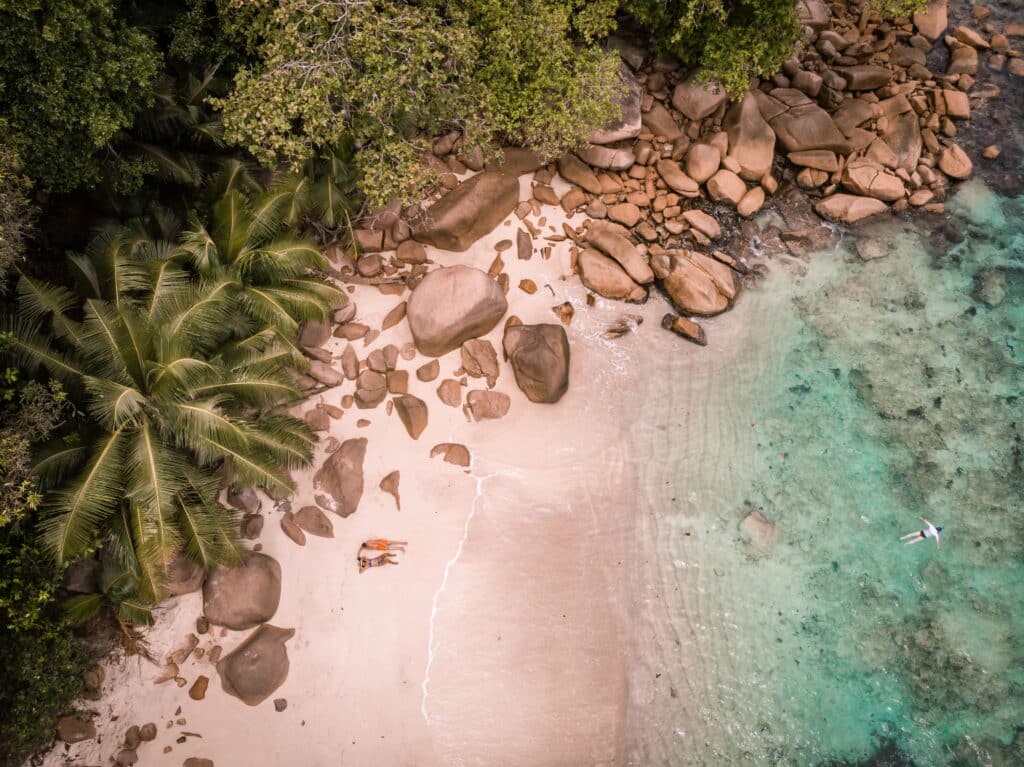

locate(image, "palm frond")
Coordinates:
211 192 251 265
83 376 147 429
176 495 239 569
241 414 316 471
64 593 105 624
136 143 203 186
31 442 91 490
38 429 127 563
79 300 135 384
15 270 83 347
0 316 88 382
206 158 262 200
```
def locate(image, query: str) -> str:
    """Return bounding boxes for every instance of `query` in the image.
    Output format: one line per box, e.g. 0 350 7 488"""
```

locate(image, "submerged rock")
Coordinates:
740 510 778 550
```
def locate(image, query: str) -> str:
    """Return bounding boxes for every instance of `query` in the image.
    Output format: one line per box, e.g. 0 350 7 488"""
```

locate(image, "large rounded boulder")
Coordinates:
412 171 519 252
406 266 507 356
166 553 206 596
202 552 281 630
502 324 571 404
217 624 294 706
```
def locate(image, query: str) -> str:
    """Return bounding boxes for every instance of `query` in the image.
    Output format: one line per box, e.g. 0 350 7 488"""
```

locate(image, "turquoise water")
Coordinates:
628 181 1024 765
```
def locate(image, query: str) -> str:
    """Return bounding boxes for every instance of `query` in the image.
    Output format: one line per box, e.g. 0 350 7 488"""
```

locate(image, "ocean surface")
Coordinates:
626 176 1024 766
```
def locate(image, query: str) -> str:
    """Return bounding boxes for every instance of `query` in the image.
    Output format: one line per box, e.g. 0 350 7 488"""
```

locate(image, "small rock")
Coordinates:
183 759 215 767
379 471 400 510
393 394 429 439
280 513 306 546
437 379 463 407
661 314 707 346
430 443 471 467
519 279 537 294
552 301 574 325
460 339 500 387
189 675 210 700
466 390 511 421
124 725 142 749
938 144 973 179
115 748 138 766
140 723 157 741
57 715 96 744
292 506 334 538
274 698 288 712
240 513 263 540
981 145 1000 160
416 359 440 382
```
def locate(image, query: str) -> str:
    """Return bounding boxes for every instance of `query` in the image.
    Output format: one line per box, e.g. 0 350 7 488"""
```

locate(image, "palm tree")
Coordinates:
173 185 345 344
1 245 317 610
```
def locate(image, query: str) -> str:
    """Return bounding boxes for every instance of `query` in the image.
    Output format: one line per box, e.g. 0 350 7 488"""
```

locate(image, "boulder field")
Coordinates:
341 0 1001 350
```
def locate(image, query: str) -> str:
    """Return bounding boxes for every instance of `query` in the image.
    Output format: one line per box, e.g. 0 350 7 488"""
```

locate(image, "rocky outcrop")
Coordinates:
759 89 849 154
585 227 654 284
313 438 367 517
502 324 570 403
577 248 647 302
217 624 295 706
202 552 282 630
406 266 507 356
412 172 519 251
725 93 776 181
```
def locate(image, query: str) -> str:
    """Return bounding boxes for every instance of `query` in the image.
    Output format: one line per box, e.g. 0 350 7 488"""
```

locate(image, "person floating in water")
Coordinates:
901 517 943 549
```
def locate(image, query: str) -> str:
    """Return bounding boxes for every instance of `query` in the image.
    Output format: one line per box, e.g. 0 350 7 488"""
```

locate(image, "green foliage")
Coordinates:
868 0 927 20
0 123 34 283
214 0 622 206
0 375 69 528
0 197 334 605
0 376 87 767
0 606 88 765
0 0 161 192
624 0 801 98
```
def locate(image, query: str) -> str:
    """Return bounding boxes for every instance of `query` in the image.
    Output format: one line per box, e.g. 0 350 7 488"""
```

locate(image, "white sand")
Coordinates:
41 175 683 767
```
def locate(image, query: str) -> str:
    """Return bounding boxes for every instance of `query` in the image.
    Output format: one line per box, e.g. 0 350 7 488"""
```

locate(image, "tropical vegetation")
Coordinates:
0 0 929 761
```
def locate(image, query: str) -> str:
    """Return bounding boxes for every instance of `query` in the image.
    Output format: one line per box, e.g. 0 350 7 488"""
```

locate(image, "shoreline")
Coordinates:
39 0 1023 763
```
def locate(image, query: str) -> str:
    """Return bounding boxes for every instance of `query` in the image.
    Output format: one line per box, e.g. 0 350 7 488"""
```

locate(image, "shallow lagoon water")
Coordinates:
628 181 1024 765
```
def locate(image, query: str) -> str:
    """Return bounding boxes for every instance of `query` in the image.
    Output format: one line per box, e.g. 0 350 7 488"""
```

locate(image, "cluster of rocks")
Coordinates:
294 255 572 440
334 0 1014 345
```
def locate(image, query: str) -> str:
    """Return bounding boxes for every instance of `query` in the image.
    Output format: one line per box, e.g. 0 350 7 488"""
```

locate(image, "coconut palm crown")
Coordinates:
0 232 319 610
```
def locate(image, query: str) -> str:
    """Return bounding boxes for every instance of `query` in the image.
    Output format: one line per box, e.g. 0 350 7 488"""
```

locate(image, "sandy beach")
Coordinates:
43 174 675 767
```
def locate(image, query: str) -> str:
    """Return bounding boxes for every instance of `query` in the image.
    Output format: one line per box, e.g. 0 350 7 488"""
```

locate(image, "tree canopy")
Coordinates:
214 0 623 206
0 0 160 192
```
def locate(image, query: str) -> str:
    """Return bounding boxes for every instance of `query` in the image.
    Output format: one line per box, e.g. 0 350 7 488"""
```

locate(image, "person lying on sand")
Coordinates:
358 552 400 573
901 517 943 549
360 539 407 552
